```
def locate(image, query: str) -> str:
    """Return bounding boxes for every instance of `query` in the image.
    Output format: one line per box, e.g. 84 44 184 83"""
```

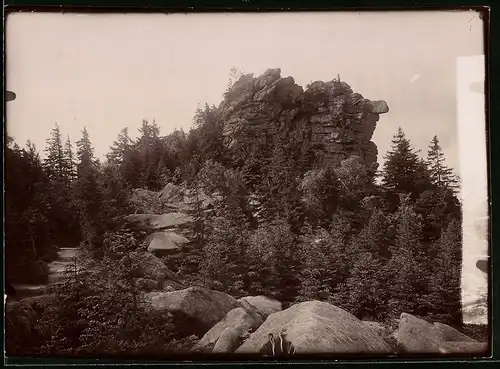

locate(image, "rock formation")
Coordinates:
237 296 282 318
236 300 393 354
145 286 241 329
218 68 389 169
131 251 185 290
397 313 486 354
195 307 264 353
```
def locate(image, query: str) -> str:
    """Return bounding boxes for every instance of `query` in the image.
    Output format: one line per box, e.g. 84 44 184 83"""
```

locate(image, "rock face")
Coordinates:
238 296 282 318
146 286 241 329
218 68 389 169
196 307 264 353
397 313 486 354
236 300 392 354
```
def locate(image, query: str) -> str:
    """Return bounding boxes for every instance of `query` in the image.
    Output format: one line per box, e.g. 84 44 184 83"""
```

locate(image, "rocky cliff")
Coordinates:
218 68 389 169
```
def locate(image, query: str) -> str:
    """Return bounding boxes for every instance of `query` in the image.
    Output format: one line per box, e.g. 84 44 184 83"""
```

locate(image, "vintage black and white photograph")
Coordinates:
4 9 489 360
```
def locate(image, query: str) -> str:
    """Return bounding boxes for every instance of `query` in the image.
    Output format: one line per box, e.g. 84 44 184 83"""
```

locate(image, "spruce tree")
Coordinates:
297 230 334 302
76 127 96 171
43 123 65 181
63 136 77 185
427 219 463 326
74 127 103 254
382 127 432 202
386 194 427 317
343 252 386 320
426 135 459 192
107 127 133 165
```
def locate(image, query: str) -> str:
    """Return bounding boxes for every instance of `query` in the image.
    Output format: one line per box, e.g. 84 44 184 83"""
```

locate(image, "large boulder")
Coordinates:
196 307 264 353
433 322 478 343
236 300 393 354
363 321 389 339
132 252 185 289
397 313 485 354
159 183 184 203
145 286 241 329
238 296 282 318
398 314 447 353
147 231 189 253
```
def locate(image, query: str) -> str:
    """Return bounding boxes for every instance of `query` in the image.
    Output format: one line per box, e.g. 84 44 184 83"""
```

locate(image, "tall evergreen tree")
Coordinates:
386 194 427 317
426 135 459 192
343 252 387 320
5 141 53 283
427 219 463 326
74 127 103 254
107 127 133 165
76 127 96 171
44 123 65 181
63 136 77 185
382 127 432 203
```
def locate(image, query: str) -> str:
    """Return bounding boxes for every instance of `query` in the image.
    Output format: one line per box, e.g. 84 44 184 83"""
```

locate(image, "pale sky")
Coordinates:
6 10 484 175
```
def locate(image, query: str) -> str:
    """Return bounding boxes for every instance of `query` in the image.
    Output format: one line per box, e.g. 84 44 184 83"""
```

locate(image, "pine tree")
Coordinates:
343 252 387 320
352 209 393 260
74 127 103 254
43 123 65 181
426 135 459 192
297 230 334 302
386 194 427 317
25 140 40 164
382 127 432 202
76 127 96 171
200 214 250 297
107 127 133 165
137 119 160 153
63 136 77 185
427 219 463 326
5 140 53 283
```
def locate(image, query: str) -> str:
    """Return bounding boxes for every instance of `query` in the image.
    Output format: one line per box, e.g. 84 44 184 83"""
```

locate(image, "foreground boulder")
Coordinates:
433 322 478 343
236 300 393 354
363 321 389 339
397 313 485 354
196 307 264 353
146 286 241 329
238 296 282 318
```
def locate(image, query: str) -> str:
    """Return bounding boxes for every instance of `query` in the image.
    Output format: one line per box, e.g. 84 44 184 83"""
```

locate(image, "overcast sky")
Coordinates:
6 10 484 175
